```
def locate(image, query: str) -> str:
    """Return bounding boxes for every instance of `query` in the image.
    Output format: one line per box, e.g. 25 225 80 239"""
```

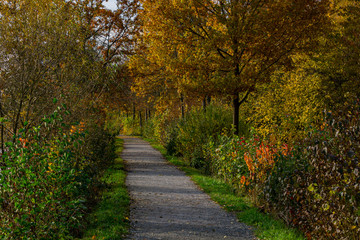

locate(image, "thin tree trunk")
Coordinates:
139 111 142 128
13 99 23 141
233 56 241 135
233 94 240 135
132 103 136 121
1 124 3 156
180 94 185 119
202 96 207 112
0 99 4 157
233 89 251 135
145 108 148 121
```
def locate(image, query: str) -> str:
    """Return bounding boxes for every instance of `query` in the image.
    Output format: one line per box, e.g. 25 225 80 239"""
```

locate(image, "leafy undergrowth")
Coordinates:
80 137 130 240
145 138 305 240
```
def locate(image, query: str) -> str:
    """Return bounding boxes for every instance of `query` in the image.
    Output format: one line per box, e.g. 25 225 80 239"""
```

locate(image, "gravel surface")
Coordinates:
121 136 255 240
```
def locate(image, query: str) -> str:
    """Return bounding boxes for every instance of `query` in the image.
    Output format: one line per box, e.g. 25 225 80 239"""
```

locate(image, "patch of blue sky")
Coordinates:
103 0 117 10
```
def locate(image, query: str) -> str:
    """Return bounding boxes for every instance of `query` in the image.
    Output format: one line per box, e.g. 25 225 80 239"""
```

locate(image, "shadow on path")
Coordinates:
122 136 254 240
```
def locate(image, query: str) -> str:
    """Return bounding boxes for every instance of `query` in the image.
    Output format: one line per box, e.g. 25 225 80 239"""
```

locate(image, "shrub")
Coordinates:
142 115 156 139
206 131 290 204
140 110 179 156
105 111 123 136
205 134 249 187
0 106 115 239
174 105 234 171
81 123 116 208
119 115 141 136
208 102 360 239
263 145 309 226
264 103 360 239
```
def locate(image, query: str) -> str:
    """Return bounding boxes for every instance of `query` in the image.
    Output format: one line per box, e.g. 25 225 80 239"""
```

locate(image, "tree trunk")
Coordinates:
233 94 240 135
13 99 23 141
202 96 207 112
132 103 136 121
0 99 4 157
180 94 185 118
139 111 142 128
233 90 251 135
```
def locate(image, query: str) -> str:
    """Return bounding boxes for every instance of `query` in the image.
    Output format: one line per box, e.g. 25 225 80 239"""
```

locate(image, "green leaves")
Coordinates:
0 117 8 123
0 108 93 239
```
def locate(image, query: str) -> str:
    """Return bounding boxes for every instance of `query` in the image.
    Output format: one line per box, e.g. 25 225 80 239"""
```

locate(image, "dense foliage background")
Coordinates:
120 0 360 239
1 0 360 239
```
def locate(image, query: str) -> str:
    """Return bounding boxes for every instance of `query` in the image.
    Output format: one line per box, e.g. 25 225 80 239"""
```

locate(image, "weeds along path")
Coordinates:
121 136 254 240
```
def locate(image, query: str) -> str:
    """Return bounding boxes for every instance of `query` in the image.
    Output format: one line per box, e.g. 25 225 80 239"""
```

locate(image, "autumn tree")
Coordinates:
74 0 141 121
0 0 90 144
0 0 140 152
245 57 326 142
312 0 360 107
76 0 140 65
129 41 184 117
137 0 331 134
239 0 360 142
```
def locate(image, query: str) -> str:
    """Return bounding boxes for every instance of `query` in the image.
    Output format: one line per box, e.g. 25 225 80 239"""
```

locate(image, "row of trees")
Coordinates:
125 0 360 141
0 0 140 238
129 0 331 134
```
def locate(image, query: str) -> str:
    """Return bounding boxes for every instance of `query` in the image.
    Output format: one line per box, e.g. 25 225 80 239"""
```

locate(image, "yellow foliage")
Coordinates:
246 55 325 142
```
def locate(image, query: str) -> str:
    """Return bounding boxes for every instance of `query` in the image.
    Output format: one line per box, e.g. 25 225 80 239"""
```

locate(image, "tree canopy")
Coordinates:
131 0 331 134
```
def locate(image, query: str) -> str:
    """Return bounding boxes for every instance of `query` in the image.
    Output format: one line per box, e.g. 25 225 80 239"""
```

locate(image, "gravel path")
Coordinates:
121 136 255 240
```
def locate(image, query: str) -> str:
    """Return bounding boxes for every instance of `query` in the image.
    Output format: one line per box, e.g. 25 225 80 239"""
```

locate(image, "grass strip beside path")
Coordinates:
144 138 305 240
81 137 130 240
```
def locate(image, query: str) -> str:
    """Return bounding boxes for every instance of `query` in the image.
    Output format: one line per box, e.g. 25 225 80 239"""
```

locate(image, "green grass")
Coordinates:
80 137 130 240
144 138 305 240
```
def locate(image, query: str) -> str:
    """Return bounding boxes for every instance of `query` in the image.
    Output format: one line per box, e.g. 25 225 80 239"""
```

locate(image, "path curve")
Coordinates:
121 136 255 240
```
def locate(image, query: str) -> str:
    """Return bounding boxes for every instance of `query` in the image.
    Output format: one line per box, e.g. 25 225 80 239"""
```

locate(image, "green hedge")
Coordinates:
0 107 115 239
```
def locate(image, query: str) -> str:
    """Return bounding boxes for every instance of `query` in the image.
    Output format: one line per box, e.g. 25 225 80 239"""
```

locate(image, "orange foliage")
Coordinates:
244 141 292 185
19 138 29 148
70 121 86 134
